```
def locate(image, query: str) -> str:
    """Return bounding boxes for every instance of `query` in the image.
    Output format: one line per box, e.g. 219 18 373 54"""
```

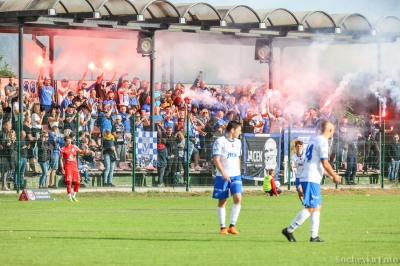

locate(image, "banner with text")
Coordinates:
242 133 281 181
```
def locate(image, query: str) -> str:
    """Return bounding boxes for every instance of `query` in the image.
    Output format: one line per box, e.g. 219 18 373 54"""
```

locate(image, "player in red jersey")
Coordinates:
60 135 89 202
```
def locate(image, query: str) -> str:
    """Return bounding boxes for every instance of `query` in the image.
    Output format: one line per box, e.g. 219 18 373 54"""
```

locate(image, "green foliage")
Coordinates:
0 53 15 77
0 193 399 265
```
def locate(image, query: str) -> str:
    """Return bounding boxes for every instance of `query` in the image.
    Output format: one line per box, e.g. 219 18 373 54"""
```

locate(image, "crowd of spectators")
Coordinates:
0 69 398 190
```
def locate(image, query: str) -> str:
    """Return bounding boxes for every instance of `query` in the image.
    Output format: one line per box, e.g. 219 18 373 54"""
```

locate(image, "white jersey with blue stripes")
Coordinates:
213 136 241 177
291 151 306 178
299 135 329 184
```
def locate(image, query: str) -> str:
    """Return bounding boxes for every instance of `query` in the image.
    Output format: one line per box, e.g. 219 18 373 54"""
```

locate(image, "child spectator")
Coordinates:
263 169 281 196
157 138 174 187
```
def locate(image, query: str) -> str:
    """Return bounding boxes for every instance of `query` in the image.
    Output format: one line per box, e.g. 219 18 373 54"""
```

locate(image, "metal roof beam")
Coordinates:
145 17 184 25
56 12 101 20
0 9 56 18
103 15 145 24
186 20 222 27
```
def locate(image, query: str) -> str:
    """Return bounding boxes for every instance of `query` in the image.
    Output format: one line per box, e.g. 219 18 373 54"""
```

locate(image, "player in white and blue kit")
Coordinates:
290 140 306 190
282 121 341 242
213 121 242 235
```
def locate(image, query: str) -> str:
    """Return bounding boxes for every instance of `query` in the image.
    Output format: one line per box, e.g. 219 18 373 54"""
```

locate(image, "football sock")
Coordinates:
72 192 77 198
217 207 226 228
68 193 72 200
288 208 311 233
310 211 320 238
230 204 241 226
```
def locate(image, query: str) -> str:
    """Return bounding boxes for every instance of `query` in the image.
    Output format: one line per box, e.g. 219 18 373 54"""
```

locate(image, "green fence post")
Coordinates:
381 120 386 188
335 120 339 188
17 113 21 194
132 115 136 192
76 112 80 147
287 121 291 190
186 115 190 192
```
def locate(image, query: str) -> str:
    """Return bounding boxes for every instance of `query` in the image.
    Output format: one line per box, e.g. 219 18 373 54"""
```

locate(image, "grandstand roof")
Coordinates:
0 0 398 43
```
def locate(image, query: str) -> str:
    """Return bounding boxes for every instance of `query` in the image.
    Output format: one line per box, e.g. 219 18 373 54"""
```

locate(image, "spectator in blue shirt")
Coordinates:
99 104 113 133
60 91 74 115
37 69 55 124
163 106 176 132
119 105 133 137
103 91 117 116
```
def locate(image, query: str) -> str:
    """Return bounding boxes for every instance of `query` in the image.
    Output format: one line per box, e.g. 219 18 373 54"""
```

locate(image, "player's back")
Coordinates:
213 136 241 177
299 135 328 184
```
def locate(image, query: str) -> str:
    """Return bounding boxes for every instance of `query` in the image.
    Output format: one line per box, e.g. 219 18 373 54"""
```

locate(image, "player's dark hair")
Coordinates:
64 135 71 141
268 169 274 175
226 120 241 132
295 140 303 146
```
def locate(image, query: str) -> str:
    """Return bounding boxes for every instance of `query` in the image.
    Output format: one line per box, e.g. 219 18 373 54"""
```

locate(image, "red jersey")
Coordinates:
60 144 79 167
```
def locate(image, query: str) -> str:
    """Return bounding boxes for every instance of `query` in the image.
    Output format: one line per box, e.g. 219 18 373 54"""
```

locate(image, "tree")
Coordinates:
0 53 15 77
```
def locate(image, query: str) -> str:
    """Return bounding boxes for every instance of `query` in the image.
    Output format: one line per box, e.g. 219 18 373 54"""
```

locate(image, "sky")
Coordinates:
169 0 400 17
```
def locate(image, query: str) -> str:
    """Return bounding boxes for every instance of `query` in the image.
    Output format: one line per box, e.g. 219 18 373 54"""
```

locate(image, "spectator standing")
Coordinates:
37 69 56 114
345 133 359 185
138 80 149 107
163 126 179 185
48 126 65 188
48 107 61 130
37 131 52 189
31 103 45 159
60 91 75 115
62 104 77 135
0 121 11 190
364 115 393 171
119 105 133 140
103 91 117 115
225 97 240 116
304 108 320 129
23 117 38 176
15 130 28 189
102 129 116 187
98 104 113 133
94 72 117 101
112 115 127 166
118 80 136 106
388 134 400 182
267 106 288 134
57 79 70 104
4 76 17 107
87 89 100 143
4 130 17 189
157 138 173 187
79 106 92 133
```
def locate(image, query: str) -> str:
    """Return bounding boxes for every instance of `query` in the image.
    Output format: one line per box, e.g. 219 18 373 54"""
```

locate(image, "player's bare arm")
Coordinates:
321 159 341 183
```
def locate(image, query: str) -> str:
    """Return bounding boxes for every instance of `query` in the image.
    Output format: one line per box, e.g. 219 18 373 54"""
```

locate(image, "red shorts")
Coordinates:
64 167 80 182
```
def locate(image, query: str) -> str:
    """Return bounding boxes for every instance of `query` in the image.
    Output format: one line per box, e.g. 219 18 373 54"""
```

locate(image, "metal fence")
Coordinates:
4 113 399 193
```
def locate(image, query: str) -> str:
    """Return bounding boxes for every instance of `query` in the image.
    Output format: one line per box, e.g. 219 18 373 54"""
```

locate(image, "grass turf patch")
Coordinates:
0 191 399 265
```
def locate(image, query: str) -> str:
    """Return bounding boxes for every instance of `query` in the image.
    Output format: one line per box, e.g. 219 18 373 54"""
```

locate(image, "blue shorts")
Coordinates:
212 175 242 199
51 152 60 170
300 182 322 208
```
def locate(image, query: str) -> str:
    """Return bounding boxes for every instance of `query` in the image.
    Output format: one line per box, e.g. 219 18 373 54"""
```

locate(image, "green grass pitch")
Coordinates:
0 191 399 266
